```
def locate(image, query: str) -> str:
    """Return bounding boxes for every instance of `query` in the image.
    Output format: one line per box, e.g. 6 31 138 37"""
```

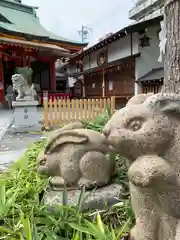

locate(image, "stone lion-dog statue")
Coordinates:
37 122 115 189
11 73 37 101
103 93 180 240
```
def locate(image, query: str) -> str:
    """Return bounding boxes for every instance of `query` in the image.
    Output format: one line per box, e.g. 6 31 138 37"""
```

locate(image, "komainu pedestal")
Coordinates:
10 70 41 133
103 93 180 240
11 100 41 133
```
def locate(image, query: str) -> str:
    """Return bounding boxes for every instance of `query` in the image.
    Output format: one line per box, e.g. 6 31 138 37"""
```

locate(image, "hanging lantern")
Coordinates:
140 34 151 48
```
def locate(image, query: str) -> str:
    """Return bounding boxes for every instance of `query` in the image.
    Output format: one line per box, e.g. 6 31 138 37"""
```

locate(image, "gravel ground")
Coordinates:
0 129 44 171
0 131 43 152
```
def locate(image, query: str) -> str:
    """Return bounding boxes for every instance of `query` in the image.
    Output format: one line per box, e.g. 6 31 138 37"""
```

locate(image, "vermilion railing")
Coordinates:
39 92 72 105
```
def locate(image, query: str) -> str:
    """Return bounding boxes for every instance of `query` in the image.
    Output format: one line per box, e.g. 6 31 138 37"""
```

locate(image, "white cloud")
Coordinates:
22 0 134 44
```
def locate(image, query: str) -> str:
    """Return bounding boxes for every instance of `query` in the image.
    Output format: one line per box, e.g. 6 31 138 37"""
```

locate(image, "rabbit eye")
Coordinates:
40 159 46 166
128 119 142 131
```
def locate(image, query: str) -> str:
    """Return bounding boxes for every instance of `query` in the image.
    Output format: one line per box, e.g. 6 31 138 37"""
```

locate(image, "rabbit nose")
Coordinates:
102 128 110 137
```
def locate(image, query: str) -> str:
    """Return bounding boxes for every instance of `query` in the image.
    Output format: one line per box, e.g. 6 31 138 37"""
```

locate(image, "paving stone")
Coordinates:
0 148 27 171
0 131 42 152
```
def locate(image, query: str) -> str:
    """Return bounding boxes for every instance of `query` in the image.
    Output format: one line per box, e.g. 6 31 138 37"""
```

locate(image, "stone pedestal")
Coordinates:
43 184 123 211
11 101 41 133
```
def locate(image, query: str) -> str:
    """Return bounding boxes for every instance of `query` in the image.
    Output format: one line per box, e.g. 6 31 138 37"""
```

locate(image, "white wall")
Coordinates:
83 33 139 71
108 33 139 62
135 24 163 80
83 49 102 71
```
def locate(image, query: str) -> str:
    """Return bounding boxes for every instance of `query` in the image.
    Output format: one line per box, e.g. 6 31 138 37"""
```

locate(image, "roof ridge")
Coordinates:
3 0 38 10
0 1 87 47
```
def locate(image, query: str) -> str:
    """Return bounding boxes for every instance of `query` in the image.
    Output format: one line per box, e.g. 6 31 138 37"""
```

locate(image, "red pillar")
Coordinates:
50 61 56 91
0 52 4 104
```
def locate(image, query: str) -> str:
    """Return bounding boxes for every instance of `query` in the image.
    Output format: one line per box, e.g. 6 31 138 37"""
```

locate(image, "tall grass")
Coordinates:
0 106 133 239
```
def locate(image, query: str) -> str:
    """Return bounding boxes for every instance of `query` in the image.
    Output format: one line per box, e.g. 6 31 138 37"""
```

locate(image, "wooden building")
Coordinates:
0 0 86 107
81 56 138 108
67 16 163 108
136 67 163 94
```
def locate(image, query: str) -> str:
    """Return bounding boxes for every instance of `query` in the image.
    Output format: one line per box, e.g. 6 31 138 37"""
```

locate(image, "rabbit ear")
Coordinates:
53 122 84 136
145 93 180 115
126 93 154 106
44 130 88 154
158 99 180 114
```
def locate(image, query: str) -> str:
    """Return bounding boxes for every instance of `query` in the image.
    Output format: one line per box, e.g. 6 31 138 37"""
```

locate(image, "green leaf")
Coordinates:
23 216 32 240
73 231 80 240
85 220 106 239
106 104 112 118
76 185 85 217
96 212 105 234
0 226 12 234
69 223 95 236
115 217 132 240
0 181 6 216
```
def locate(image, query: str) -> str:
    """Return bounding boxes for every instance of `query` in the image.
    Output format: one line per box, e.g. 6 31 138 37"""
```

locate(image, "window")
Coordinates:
92 83 96 88
0 14 12 24
108 80 113 90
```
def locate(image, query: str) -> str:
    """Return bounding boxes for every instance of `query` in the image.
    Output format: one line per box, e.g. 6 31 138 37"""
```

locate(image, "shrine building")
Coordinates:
0 0 87 107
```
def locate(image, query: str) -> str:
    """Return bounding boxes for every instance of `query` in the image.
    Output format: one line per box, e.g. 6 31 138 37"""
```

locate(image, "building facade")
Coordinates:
129 0 164 95
135 20 164 94
66 16 163 107
129 0 164 22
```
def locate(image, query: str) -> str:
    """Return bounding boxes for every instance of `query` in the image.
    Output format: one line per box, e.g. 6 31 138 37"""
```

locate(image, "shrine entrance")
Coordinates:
3 59 15 91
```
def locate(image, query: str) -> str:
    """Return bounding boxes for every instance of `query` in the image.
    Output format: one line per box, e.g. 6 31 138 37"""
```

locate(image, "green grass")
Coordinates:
0 106 134 239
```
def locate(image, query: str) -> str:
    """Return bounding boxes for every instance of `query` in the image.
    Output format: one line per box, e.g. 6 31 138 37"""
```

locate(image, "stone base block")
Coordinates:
10 124 42 133
11 100 41 133
43 183 123 211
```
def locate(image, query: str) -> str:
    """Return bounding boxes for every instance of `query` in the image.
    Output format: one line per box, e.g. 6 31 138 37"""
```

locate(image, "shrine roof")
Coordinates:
0 36 72 57
0 0 87 47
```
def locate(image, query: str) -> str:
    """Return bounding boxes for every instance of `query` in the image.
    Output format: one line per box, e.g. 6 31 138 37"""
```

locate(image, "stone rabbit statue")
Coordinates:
37 123 115 189
103 93 180 240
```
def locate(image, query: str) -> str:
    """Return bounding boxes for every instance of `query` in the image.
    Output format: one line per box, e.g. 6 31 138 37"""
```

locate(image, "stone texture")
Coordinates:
103 93 180 240
37 123 115 189
43 183 122 211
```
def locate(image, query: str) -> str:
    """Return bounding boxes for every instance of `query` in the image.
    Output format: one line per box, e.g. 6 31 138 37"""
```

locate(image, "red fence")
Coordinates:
39 92 72 105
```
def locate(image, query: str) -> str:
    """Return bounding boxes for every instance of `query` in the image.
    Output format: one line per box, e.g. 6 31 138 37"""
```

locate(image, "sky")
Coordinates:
22 0 135 45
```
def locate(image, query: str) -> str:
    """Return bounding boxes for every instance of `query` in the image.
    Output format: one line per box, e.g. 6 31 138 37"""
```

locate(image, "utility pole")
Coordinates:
78 25 92 42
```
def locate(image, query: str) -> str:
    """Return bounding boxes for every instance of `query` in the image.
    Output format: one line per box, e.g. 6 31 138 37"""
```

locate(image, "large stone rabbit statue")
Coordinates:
103 93 180 240
37 123 115 189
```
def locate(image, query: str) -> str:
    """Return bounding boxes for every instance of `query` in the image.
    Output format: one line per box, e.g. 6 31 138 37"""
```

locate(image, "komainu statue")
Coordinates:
37 123 115 189
11 73 37 101
103 93 180 240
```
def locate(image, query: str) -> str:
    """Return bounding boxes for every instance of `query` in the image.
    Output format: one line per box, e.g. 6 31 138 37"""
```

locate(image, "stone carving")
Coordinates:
11 73 37 101
37 123 115 189
103 93 180 240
